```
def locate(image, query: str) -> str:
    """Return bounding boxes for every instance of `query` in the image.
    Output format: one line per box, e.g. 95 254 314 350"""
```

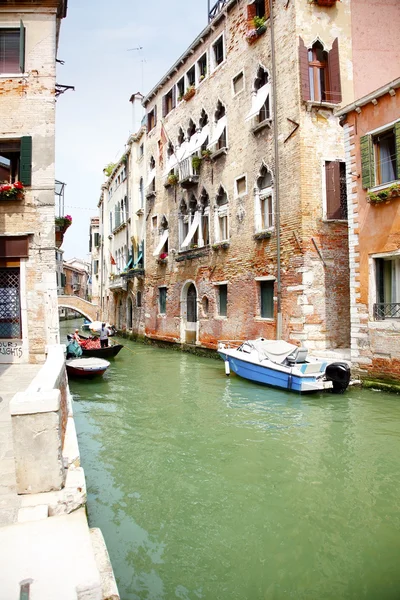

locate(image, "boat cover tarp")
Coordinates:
66 339 83 358
251 339 298 364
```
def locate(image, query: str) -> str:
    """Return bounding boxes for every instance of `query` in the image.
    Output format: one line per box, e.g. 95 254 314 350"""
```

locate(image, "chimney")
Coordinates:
129 92 144 134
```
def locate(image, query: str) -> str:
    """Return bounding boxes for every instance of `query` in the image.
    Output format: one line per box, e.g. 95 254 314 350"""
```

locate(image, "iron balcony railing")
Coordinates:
373 302 400 320
209 0 228 21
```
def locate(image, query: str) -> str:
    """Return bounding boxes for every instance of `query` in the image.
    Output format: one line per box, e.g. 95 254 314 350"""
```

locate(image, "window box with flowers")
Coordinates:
55 215 72 233
212 241 230 251
253 230 272 241
246 17 267 44
367 183 400 205
0 181 25 201
183 87 196 102
157 252 168 265
164 172 179 188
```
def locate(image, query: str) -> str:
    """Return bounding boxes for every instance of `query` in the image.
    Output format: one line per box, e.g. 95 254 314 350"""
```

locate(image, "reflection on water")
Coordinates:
63 319 400 600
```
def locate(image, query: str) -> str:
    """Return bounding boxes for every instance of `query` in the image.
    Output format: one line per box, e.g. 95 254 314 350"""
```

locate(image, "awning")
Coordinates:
132 252 143 268
207 116 227 149
245 83 270 121
192 124 210 153
153 229 169 257
176 141 189 162
181 212 200 248
163 152 179 177
146 168 156 187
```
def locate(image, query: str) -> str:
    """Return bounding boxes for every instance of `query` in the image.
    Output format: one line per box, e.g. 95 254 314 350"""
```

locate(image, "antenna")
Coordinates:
127 46 146 92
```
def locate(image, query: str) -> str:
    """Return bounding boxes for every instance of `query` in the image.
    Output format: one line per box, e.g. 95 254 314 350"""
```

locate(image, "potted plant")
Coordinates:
253 230 272 241
192 155 202 171
55 214 72 232
253 16 266 32
212 241 230 250
0 181 25 200
389 183 400 197
157 252 168 265
201 149 212 161
167 173 179 186
183 86 196 102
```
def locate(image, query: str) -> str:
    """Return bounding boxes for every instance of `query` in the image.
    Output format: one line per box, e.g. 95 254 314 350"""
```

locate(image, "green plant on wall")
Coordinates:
104 162 116 177
253 16 266 29
192 155 202 171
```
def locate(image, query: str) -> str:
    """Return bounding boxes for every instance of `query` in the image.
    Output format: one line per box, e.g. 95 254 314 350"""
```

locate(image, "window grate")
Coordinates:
373 303 400 320
0 268 21 338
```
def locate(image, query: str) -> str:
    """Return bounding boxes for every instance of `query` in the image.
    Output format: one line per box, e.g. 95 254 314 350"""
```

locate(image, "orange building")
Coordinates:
338 77 400 384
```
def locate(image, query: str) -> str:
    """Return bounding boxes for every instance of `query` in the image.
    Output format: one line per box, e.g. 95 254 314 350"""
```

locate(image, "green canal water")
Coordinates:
62 320 400 600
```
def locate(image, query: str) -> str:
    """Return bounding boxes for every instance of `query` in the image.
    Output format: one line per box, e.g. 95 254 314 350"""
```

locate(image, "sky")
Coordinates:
56 0 208 260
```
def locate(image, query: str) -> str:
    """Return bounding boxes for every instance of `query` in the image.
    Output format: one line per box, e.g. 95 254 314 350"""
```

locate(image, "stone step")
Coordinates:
0 508 102 600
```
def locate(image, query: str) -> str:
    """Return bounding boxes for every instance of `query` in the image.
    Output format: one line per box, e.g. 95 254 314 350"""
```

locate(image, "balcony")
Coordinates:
109 276 127 291
120 267 145 280
373 303 400 320
178 158 199 188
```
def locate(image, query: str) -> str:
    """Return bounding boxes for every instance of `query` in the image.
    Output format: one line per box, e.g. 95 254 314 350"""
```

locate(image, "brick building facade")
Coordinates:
0 0 67 363
141 0 353 350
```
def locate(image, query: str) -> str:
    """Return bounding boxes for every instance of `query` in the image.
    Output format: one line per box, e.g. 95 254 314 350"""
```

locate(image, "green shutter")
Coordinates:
360 134 374 189
19 20 25 73
261 281 274 318
395 121 400 180
19 136 32 186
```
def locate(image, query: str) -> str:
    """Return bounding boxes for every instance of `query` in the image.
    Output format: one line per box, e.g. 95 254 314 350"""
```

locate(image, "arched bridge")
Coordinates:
58 296 99 322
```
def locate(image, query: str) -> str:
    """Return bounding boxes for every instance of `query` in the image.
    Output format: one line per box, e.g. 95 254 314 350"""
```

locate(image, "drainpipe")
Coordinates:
269 0 282 339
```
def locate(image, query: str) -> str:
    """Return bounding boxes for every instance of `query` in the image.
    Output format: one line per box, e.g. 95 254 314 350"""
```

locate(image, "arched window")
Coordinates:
199 109 208 128
136 290 142 308
251 66 270 123
178 127 185 145
167 142 174 158
215 186 229 242
254 65 269 91
308 40 329 102
187 283 197 323
187 119 196 140
255 165 274 232
199 189 210 246
149 155 155 170
215 100 225 121
179 199 189 248
127 296 133 329
210 101 227 151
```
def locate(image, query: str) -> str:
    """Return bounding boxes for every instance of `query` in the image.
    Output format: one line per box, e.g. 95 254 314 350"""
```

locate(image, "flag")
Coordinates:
110 252 116 266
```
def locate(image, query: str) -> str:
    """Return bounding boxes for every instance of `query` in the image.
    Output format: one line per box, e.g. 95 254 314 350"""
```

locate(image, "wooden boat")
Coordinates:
66 357 110 378
218 338 351 394
78 335 124 359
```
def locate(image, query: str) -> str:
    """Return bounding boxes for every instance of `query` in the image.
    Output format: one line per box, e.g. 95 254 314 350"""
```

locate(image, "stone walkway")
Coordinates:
0 364 41 526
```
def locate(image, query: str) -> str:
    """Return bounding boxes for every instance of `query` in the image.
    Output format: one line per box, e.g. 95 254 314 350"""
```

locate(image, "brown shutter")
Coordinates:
299 37 310 102
395 121 400 180
247 2 256 27
162 94 166 118
328 38 342 104
147 112 151 131
360 135 374 189
172 86 176 109
325 161 341 219
0 236 29 258
154 103 157 126
264 0 270 20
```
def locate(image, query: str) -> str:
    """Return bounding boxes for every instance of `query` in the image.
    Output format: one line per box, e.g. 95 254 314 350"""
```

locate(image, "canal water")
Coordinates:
62 319 400 600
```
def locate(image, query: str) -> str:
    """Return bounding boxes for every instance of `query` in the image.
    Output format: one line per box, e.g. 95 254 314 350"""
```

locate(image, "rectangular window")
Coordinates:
94 232 100 247
374 256 400 320
159 287 167 314
177 77 185 101
260 280 274 318
152 215 158 230
325 161 347 220
218 284 228 317
0 137 32 187
109 212 112 232
374 130 397 186
147 107 156 131
197 53 207 81
0 23 25 75
93 260 99 275
139 144 144 159
299 37 342 104
232 72 244 95
260 195 273 229
235 175 247 197
218 213 228 241
186 65 196 88
212 35 224 69
163 87 175 117
0 267 21 338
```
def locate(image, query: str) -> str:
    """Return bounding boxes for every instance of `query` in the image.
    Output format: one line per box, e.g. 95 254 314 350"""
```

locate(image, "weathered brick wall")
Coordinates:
0 9 59 362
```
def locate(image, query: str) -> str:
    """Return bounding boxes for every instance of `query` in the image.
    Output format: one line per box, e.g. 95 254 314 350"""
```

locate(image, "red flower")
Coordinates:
159 252 168 260
2 185 11 191
13 181 23 190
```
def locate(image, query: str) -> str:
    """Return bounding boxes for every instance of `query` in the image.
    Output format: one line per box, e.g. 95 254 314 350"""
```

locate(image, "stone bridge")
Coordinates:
57 296 99 322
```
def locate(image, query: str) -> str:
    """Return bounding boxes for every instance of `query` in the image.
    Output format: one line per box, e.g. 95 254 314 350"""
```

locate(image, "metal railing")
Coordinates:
178 157 199 182
373 302 400 320
209 0 228 21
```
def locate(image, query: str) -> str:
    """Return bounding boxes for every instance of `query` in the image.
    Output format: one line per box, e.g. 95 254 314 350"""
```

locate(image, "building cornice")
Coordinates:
142 0 238 106
336 77 400 118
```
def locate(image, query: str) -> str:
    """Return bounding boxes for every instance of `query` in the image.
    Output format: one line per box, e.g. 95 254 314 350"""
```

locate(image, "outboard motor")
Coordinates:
325 362 351 394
